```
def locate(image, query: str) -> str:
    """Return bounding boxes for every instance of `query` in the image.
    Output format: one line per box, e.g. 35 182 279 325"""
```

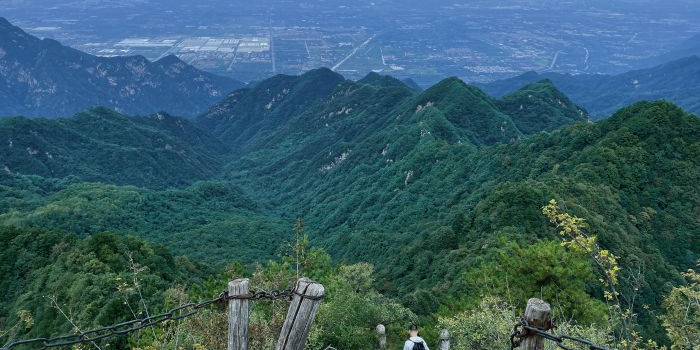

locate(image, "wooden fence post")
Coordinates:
275 278 325 350
376 324 386 350
437 329 449 350
520 298 551 350
228 278 250 350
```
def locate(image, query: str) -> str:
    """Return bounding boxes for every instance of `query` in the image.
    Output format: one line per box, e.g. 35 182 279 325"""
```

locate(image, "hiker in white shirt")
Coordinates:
403 324 429 350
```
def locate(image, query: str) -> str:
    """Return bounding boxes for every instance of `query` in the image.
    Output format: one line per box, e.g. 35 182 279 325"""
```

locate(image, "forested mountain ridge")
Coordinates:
0 107 229 188
0 18 244 118
0 69 589 194
196 68 346 149
480 55 700 118
496 79 589 134
221 73 588 204
201 70 586 156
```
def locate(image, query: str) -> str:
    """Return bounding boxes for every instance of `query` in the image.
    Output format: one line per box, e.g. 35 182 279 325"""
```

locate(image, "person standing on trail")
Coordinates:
403 324 429 350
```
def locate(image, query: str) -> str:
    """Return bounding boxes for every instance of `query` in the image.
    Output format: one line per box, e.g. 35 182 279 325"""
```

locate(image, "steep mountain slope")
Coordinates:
496 79 589 134
0 108 229 188
196 68 346 148
409 77 522 145
0 18 243 118
223 75 593 229
480 56 700 118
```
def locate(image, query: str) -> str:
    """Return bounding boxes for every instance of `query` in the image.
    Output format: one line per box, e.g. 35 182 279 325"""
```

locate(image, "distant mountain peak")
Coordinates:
606 100 690 125
496 78 588 135
0 18 244 118
0 107 229 187
357 71 415 90
435 76 467 86
422 77 467 96
533 78 555 85
510 79 567 98
298 67 345 82
362 71 383 78
422 77 494 104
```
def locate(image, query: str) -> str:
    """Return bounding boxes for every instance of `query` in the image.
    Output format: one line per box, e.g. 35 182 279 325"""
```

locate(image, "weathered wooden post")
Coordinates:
228 278 250 350
376 324 386 350
437 329 449 350
520 298 551 350
275 278 325 350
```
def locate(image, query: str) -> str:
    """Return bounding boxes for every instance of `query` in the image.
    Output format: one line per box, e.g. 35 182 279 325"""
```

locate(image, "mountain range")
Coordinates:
480 55 700 119
0 17 699 348
0 68 588 190
3 15 700 125
0 18 244 118
1 64 698 343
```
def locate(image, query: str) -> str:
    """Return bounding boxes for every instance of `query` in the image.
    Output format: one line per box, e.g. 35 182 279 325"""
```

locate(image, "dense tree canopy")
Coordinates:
1 69 698 348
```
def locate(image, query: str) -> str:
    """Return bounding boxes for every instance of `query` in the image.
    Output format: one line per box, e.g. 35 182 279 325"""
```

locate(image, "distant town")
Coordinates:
6 0 700 86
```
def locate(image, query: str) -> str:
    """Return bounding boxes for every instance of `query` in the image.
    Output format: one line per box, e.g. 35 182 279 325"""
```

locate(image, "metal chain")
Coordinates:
223 288 323 301
223 289 293 301
511 318 615 350
1 288 299 350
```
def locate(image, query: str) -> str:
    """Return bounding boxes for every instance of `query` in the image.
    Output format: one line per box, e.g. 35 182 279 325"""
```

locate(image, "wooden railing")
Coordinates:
227 278 325 350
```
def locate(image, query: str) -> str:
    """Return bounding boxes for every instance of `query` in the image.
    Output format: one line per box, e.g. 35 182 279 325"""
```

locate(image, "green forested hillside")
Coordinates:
0 177 286 266
0 69 698 348
196 68 346 148
222 96 697 341
367 101 699 338
222 74 591 232
0 227 207 348
0 108 229 188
